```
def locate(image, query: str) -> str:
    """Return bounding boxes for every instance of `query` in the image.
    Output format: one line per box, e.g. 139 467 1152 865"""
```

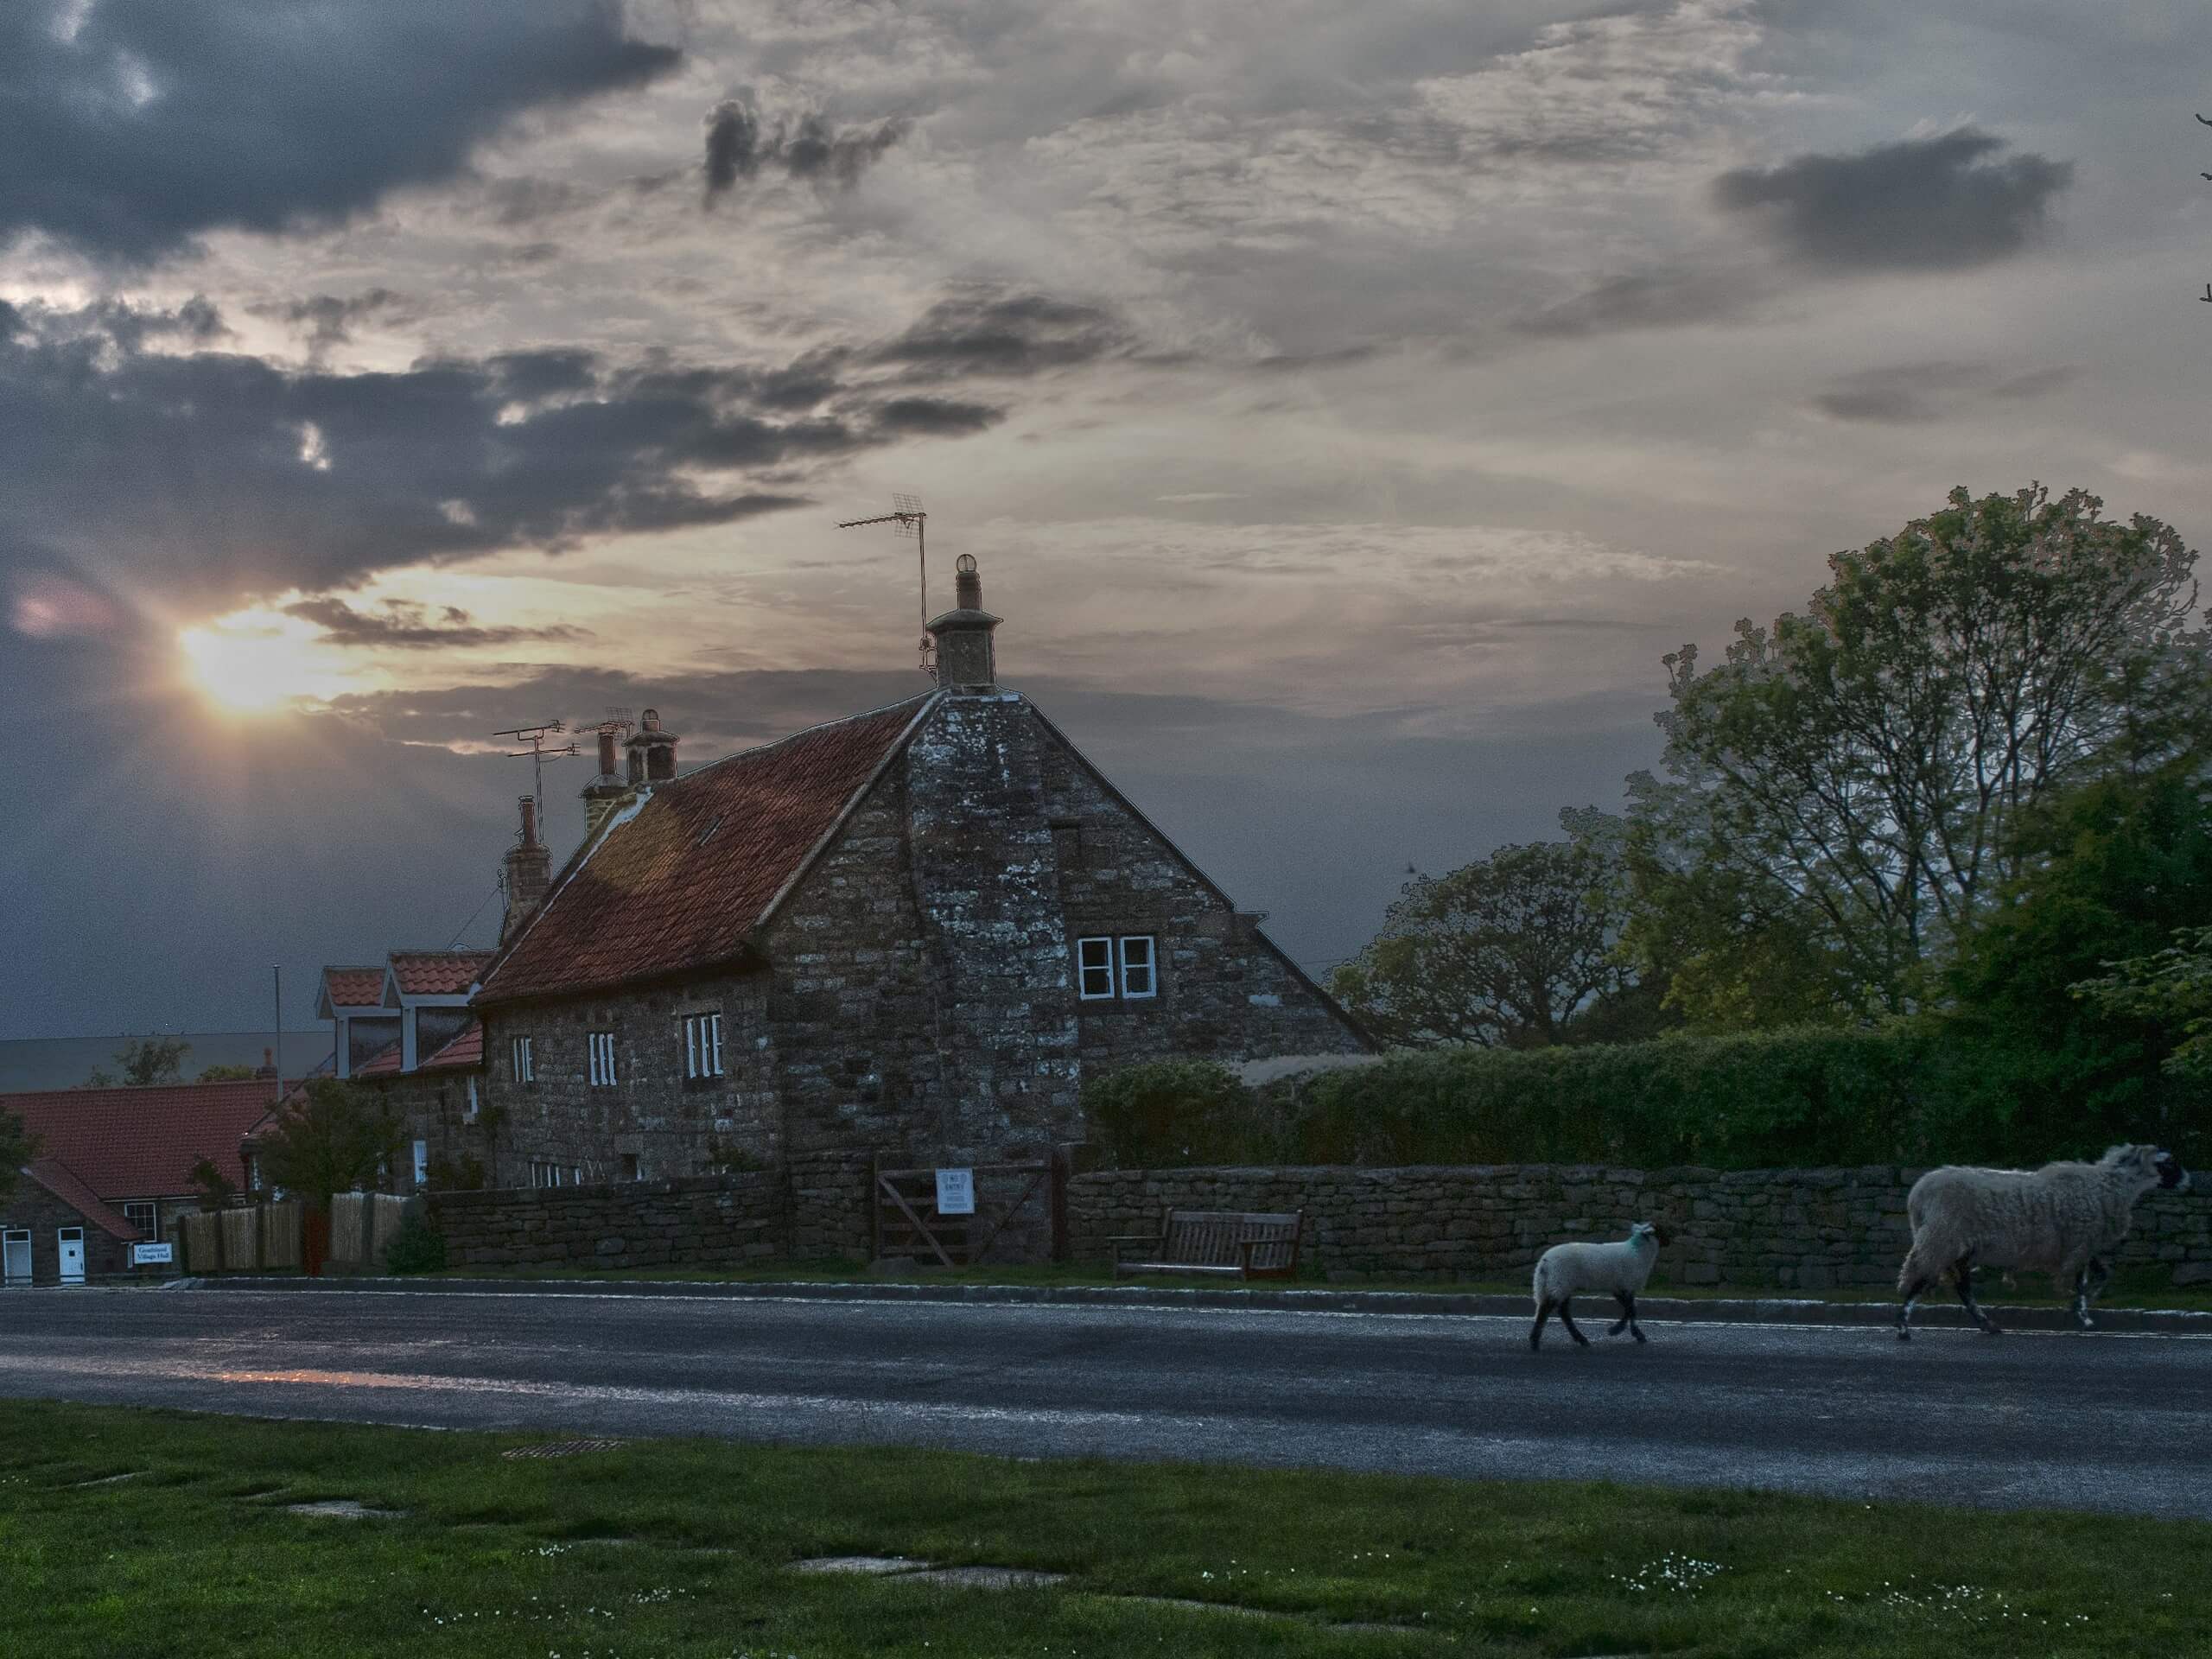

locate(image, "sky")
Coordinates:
4 0 2209 1039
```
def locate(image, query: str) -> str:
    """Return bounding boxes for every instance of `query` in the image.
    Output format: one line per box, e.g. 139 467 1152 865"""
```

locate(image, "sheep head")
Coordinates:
2100 1144 2193 1192
1630 1221 1665 1249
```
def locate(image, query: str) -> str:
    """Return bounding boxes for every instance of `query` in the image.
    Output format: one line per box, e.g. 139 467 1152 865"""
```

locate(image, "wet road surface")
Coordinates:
3 1285 2206 1519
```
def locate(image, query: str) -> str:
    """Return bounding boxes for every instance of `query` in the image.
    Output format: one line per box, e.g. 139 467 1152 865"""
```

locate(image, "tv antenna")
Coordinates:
836 493 935 678
493 719 581 824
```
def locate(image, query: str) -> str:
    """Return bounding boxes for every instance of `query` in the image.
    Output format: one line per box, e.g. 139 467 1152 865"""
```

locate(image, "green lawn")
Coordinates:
414 1256 2212 1314
1 1401 2201 1657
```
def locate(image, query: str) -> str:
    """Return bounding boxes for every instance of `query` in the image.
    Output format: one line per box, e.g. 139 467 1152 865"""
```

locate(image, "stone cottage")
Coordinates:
460 554 1369 1183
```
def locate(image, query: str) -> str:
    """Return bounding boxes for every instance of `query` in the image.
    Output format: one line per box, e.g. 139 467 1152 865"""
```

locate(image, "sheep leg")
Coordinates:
1555 1296 1592 1347
1897 1271 1936 1340
1609 1291 1646 1343
2071 1257 2112 1332
1529 1298 1554 1351
1954 1254 2001 1335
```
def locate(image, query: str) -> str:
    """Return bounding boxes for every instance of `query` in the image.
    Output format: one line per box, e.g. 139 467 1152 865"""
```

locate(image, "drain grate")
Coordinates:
501 1439 626 1460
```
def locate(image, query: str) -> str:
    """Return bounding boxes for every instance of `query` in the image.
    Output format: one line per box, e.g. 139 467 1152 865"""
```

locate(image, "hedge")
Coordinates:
1083 1026 2208 1172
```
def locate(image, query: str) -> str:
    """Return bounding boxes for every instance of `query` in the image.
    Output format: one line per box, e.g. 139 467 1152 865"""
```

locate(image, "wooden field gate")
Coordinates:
870 1155 1068 1267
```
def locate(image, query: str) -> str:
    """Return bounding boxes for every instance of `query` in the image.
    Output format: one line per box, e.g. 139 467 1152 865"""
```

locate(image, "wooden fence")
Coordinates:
169 1197 404 1274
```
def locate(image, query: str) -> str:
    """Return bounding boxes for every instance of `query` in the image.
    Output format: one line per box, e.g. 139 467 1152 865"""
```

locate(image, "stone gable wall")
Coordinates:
0 1182 137 1285
1033 718 1368 1069
1069 1164 2212 1290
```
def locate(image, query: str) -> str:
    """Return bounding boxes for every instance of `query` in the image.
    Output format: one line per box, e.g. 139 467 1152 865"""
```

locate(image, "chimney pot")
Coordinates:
596 728 619 777
926 553 1001 690
626 706 680 783
518 793 539 848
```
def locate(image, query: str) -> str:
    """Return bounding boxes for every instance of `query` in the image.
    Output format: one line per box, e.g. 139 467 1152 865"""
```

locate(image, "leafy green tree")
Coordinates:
196 1063 256 1082
2075 926 2212 1082
1332 835 1635 1049
187 1155 239 1210
1624 484 2208 1027
255 1079 404 1208
1935 760 2212 1154
0 1104 37 1203
82 1034 192 1088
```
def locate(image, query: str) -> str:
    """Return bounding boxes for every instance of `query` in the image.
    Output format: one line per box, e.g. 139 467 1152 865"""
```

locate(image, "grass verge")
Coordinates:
1 1400 2201 1657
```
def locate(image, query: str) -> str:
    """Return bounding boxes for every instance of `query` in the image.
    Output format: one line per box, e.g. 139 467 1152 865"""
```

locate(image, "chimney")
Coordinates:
255 1046 276 1081
925 554 1001 690
626 707 679 783
499 793 553 944
582 724 631 840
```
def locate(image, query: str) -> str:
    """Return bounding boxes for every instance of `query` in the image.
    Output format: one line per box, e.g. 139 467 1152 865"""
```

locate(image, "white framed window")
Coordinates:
1076 937 1116 1000
1118 935 1157 999
121 1202 156 1239
463 1076 480 1123
511 1034 534 1084
588 1030 618 1087
412 1140 429 1185
683 1011 724 1079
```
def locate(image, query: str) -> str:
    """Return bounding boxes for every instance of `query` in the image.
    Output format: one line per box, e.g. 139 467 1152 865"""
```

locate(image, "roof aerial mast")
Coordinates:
493 719 580 824
836 493 935 678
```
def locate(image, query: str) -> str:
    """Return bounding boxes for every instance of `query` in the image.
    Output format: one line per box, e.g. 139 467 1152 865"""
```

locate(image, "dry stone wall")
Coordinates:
1071 1164 2212 1291
430 1172 786 1272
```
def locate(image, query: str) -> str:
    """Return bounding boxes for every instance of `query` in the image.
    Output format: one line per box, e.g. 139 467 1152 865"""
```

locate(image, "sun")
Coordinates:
178 613 350 712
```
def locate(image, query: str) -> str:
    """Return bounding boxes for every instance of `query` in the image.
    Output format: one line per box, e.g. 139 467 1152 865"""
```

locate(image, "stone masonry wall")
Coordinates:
0 1181 136 1285
1071 1164 2212 1291
429 1171 786 1271
1034 711 1369 1068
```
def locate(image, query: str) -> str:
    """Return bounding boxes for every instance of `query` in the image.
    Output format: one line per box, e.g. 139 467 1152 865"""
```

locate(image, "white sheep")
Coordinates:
1895 1144 2191 1340
1529 1222 1663 1351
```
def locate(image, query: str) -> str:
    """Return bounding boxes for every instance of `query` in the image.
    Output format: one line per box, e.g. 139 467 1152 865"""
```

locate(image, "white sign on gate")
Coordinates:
132 1243 174 1267
934 1167 976 1216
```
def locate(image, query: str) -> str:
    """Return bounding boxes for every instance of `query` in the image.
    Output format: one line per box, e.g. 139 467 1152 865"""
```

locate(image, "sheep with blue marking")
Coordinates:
1896 1144 2191 1339
1530 1221 1664 1350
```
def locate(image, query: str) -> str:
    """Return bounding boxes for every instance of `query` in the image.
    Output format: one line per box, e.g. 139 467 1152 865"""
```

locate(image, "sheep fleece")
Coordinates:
1902 1160 2145 1280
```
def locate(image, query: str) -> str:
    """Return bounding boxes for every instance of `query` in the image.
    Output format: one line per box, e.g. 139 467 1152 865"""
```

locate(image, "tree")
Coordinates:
196 1063 256 1082
1332 835 1635 1049
1935 759 2212 1152
1624 484 2209 1027
0 1104 36 1204
83 1034 192 1088
187 1155 239 1210
254 1079 404 1208
2075 926 2212 1082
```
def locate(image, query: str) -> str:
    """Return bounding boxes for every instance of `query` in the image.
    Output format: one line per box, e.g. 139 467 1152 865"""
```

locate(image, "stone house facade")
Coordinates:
461 555 1370 1184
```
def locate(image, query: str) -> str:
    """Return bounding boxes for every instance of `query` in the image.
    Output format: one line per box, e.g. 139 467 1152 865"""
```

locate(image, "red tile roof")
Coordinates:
388 950 494 998
420 1021 483 1071
478 695 935 1004
320 966 386 1010
22 1157 143 1241
353 1039 404 1078
1 1079 288 1200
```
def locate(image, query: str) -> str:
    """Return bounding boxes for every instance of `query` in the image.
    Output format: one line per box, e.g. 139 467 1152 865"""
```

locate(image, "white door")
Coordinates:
57 1227 86 1285
2 1230 29 1285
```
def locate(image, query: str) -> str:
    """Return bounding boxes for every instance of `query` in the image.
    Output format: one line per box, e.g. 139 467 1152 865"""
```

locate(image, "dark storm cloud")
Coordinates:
1515 270 1769 339
871 292 1132 378
0 302 1001 610
1808 359 2082 424
255 289 413 355
0 0 678 264
283 597 587 649
871 397 1006 435
703 101 905 203
1713 128 2073 270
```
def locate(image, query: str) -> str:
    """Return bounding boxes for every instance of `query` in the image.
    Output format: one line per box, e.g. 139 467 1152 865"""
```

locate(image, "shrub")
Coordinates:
1083 1027 2205 1172
382 1213 448 1274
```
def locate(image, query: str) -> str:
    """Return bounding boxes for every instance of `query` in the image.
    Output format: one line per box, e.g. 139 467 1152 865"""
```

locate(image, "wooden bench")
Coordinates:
1109 1208 1304 1281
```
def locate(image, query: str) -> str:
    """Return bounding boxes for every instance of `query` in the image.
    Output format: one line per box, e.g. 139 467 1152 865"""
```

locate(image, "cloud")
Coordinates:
0 302 1006 612
254 289 413 357
283 596 587 649
1514 270 1770 339
1713 128 2073 270
1806 359 2082 424
0 1 678 264
870 291 1132 378
702 100 905 203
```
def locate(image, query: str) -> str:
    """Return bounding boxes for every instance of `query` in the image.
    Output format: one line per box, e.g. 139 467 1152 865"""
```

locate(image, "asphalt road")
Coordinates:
3 1285 2207 1519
